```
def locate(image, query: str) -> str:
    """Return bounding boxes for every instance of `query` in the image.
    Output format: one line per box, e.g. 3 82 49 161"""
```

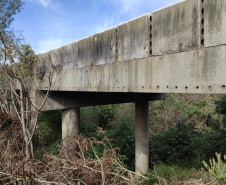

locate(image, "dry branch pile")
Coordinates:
0 115 145 184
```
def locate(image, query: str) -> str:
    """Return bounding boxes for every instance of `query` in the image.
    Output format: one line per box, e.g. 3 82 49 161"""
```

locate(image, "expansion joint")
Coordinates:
149 16 152 55
201 0 205 46
116 28 118 62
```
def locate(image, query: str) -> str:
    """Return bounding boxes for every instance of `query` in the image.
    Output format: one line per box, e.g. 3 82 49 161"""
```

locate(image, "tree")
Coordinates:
0 0 54 157
0 0 24 113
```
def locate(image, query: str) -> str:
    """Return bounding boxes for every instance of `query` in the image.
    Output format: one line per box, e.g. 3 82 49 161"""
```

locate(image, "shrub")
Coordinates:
37 110 62 146
80 105 115 136
149 129 197 167
144 163 195 184
149 128 226 168
203 153 226 183
216 96 226 128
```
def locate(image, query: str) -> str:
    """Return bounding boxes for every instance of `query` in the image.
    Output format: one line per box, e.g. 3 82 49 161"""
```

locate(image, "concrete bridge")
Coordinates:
33 0 226 174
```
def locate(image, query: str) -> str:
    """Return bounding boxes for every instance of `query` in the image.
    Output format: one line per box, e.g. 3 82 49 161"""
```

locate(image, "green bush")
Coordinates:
149 128 226 168
149 129 197 167
37 110 62 146
191 130 226 162
80 105 115 136
107 116 135 170
36 95 225 176
202 153 226 183
144 163 194 184
216 96 226 128
80 104 136 169
149 94 217 133
47 138 62 155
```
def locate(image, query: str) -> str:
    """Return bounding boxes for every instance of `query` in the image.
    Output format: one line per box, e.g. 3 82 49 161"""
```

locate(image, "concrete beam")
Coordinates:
135 101 149 174
35 91 165 111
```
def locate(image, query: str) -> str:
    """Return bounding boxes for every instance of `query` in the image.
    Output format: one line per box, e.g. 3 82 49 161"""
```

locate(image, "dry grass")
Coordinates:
0 115 146 184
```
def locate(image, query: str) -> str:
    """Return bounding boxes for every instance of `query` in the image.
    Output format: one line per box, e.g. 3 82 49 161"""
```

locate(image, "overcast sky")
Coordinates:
11 0 179 54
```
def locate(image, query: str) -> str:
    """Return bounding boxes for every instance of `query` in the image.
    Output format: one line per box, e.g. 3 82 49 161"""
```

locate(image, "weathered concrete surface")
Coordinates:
152 0 201 55
37 52 50 75
117 13 151 61
34 0 226 96
93 27 117 65
151 49 201 93
49 48 62 69
61 43 75 70
62 108 80 152
135 101 149 174
36 44 226 95
62 108 80 140
109 59 148 92
151 45 226 94
205 0 226 47
75 36 92 68
202 45 226 93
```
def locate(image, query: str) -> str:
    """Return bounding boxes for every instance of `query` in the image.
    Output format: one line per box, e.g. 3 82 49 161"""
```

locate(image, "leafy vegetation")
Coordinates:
1 94 226 184
203 153 226 182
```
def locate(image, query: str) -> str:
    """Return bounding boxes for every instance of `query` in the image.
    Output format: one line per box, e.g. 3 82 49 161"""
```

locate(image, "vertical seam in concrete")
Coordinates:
201 0 205 46
91 36 94 67
115 28 118 62
149 15 152 56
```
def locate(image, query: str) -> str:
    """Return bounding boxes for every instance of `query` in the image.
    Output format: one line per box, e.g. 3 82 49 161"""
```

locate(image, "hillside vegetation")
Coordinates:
0 94 226 184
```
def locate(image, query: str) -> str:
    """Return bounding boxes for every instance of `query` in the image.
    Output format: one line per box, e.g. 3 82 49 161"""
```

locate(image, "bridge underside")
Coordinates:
35 91 165 111
35 91 165 175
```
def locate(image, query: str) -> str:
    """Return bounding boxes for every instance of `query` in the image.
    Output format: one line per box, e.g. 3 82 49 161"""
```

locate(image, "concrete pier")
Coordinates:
135 101 149 174
62 108 80 141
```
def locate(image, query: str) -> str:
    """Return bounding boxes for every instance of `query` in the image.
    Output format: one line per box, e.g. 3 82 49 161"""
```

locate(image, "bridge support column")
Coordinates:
62 108 80 148
135 101 149 174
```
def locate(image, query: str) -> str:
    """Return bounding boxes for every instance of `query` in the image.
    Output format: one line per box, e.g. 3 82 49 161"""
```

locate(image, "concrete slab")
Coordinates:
36 52 50 74
36 45 226 95
202 45 226 93
109 59 148 92
151 49 201 93
117 14 151 62
93 27 117 65
205 0 226 47
59 69 77 91
49 48 62 69
61 43 76 70
152 0 201 55
74 36 92 68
